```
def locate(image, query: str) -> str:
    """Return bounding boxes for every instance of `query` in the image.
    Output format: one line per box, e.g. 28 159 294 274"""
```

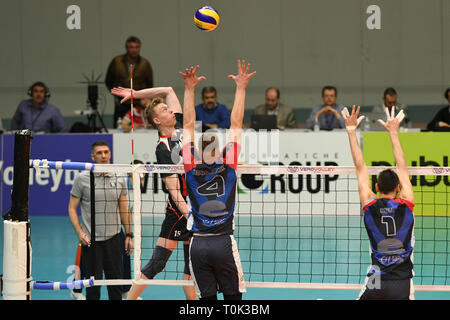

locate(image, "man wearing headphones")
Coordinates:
11 81 68 133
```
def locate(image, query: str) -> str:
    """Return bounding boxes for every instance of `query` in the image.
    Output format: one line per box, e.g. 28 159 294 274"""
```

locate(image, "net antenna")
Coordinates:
128 65 143 279
77 70 108 133
129 65 135 163
2 130 33 300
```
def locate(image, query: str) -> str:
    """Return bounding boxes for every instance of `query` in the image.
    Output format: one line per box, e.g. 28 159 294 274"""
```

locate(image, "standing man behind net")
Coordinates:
111 86 196 300
68 140 133 300
105 36 154 128
180 61 255 300
342 106 415 300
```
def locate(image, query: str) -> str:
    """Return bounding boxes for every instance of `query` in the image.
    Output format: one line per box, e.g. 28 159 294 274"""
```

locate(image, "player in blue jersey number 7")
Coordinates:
179 61 256 300
342 105 415 300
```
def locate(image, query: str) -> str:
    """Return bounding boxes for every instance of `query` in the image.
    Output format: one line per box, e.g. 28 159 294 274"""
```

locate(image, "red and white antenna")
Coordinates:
130 65 135 163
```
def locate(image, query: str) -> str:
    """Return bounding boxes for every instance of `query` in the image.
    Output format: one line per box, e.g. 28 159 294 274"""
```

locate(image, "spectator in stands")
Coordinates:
305 86 345 130
369 87 411 130
253 87 296 129
426 88 450 131
195 86 230 131
121 98 154 132
11 81 67 133
105 36 153 128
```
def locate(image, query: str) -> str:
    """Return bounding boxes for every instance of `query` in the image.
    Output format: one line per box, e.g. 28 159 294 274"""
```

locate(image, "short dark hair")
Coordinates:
201 86 217 98
265 87 280 99
444 88 450 100
383 87 397 98
91 140 110 154
322 86 337 97
377 169 400 194
125 36 141 48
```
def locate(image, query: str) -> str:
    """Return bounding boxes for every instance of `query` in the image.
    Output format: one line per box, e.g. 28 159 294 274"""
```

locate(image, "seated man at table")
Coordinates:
368 87 411 131
195 86 230 131
11 81 68 133
426 88 450 132
305 86 345 131
253 87 296 130
121 98 154 132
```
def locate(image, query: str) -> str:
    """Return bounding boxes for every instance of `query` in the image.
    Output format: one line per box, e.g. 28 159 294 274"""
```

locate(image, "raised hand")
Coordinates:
228 60 256 89
377 108 405 133
179 65 206 89
341 105 365 131
111 87 136 104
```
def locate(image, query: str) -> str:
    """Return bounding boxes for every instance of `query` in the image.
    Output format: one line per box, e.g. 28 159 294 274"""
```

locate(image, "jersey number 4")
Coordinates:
197 176 225 197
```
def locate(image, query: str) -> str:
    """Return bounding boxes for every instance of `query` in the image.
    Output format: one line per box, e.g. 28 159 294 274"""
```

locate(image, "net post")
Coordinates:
132 168 142 281
2 130 33 300
89 171 96 282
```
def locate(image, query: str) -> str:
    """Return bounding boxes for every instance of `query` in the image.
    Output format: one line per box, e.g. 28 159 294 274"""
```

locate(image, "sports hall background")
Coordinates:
0 0 449 126
0 0 449 300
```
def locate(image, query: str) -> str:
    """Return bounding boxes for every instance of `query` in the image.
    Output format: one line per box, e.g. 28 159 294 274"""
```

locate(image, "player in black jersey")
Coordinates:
179 61 256 300
111 86 196 300
342 105 415 300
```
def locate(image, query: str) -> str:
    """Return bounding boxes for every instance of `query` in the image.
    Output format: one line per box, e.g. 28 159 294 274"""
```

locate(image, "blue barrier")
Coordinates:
32 278 94 290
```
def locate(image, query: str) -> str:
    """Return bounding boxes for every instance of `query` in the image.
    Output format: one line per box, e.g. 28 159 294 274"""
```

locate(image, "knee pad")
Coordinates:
183 243 191 276
141 246 172 279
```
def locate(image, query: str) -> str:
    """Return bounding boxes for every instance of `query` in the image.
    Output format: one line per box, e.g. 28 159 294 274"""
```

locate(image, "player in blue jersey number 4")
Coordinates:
179 61 256 300
342 105 415 300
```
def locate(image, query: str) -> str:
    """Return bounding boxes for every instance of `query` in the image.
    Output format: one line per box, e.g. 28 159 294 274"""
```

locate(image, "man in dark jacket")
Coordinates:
105 36 153 127
426 88 450 132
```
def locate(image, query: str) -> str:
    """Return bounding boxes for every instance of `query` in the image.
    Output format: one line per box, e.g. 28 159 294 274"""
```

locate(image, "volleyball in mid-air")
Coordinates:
194 6 220 31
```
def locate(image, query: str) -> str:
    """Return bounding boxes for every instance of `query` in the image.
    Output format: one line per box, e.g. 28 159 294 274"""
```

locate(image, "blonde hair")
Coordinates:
144 97 163 127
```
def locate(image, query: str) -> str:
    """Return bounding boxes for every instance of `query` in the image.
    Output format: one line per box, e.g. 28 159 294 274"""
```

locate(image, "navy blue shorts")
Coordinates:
189 234 246 299
358 278 413 300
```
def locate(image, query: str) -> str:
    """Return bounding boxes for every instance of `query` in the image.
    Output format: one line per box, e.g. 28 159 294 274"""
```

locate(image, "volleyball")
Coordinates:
194 6 220 31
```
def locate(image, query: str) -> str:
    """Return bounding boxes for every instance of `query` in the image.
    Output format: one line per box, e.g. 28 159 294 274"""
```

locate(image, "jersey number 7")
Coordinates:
381 215 397 236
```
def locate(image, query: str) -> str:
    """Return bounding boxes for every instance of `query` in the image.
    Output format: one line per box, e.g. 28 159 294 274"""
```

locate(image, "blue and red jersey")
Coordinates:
182 141 240 235
363 197 415 280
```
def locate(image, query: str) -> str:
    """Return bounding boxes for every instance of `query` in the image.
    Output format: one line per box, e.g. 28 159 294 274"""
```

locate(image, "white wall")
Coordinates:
0 0 448 121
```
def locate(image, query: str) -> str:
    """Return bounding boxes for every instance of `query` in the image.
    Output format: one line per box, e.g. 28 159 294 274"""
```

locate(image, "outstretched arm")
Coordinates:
228 60 256 145
111 86 183 114
377 109 414 203
179 66 206 146
342 105 376 205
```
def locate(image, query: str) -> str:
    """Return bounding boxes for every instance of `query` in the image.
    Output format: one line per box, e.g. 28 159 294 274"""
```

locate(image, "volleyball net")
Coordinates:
132 163 450 291
4 157 448 299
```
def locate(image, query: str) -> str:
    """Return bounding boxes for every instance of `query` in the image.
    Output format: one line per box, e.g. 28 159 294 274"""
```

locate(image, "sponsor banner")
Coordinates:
363 132 450 216
113 131 362 217
0 134 112 216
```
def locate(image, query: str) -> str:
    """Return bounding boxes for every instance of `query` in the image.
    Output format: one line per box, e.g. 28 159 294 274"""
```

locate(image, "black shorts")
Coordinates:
189 234 246 299
358 278 413 300
159 206 190 241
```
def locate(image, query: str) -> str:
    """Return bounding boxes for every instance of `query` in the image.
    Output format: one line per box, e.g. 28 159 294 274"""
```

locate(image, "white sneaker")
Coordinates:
71 290 86 300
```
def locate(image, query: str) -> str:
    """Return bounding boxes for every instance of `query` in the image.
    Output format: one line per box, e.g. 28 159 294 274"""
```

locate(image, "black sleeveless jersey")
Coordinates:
155 113 187 215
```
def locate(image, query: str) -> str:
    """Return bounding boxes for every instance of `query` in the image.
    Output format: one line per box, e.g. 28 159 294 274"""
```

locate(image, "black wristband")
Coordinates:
126 232 134 239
